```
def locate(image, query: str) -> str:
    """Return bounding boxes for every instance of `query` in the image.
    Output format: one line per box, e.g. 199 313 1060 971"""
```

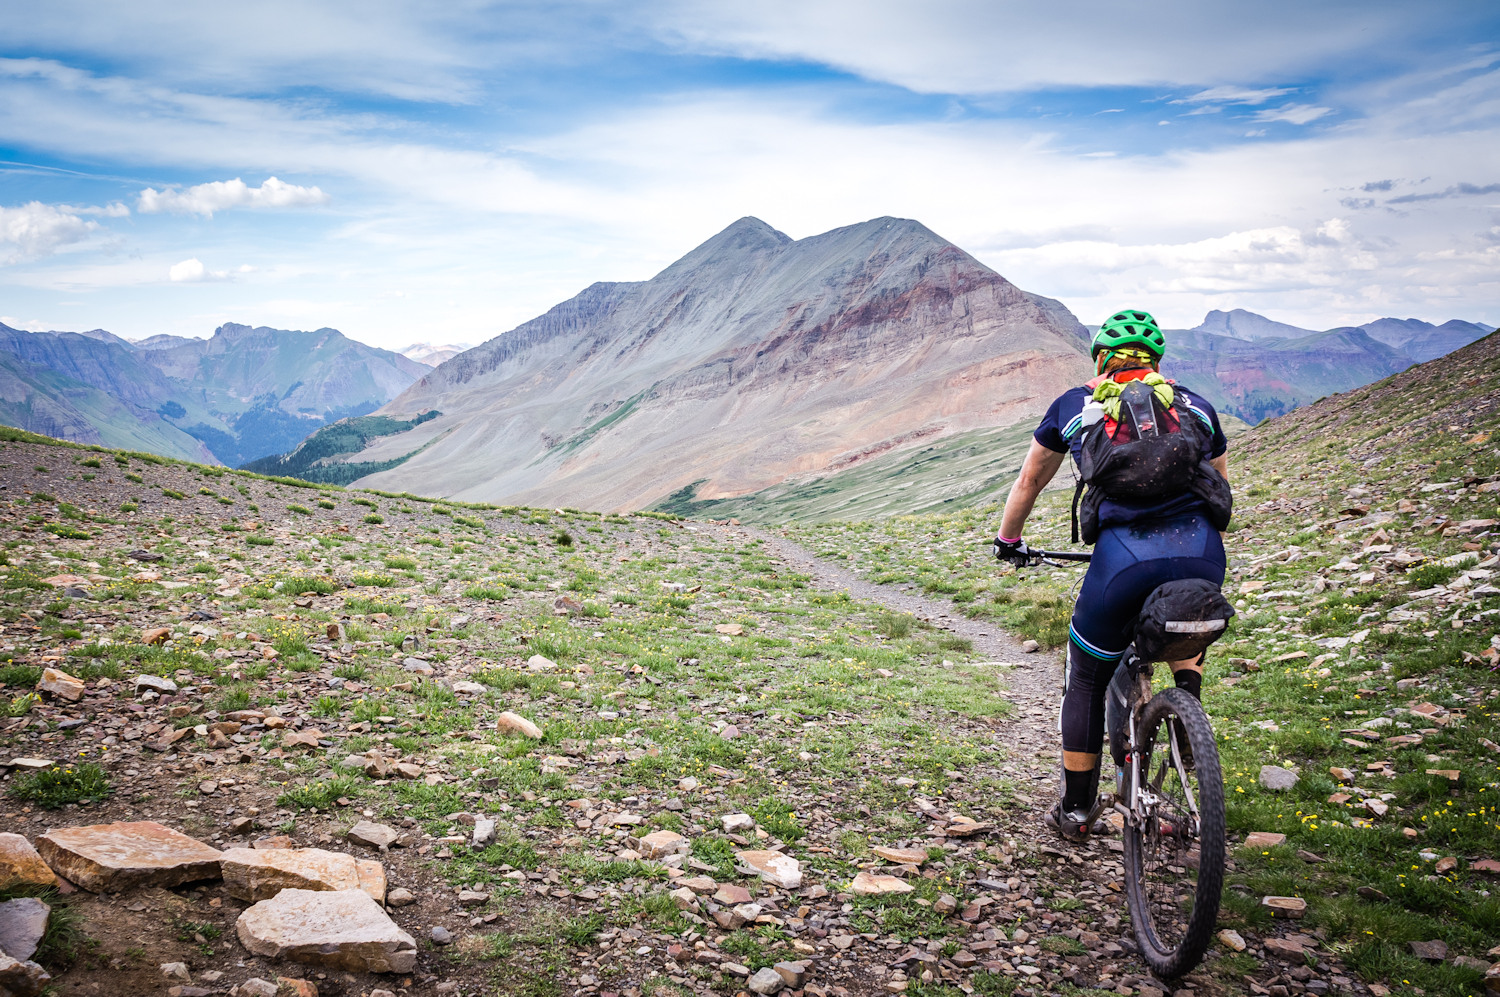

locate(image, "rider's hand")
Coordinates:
993 537 1032 566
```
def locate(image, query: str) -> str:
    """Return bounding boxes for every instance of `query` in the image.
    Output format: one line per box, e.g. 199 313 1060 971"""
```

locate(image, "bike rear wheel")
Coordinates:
1121 687 1225 979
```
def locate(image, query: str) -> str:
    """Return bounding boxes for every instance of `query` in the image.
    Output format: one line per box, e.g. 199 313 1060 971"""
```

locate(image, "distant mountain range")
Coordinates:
1 218 1491 512
1162 309 1493 424
0 323 426 465
398 342 473 367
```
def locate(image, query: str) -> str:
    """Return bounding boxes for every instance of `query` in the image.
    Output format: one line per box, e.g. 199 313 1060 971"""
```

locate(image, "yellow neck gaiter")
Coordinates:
1092 371 1174 420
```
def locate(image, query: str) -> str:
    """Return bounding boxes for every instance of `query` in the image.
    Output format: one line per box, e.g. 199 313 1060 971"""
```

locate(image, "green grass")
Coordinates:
7 763 111 808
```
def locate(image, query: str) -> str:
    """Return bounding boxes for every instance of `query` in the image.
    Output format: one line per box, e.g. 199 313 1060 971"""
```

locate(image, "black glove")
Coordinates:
993 537 1033 566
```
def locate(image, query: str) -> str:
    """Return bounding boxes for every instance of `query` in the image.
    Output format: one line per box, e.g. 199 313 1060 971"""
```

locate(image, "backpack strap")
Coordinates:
1070 478 1084 544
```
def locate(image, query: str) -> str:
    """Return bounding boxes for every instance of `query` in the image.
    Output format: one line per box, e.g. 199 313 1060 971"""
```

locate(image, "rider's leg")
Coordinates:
1059 635 1118 814
1169 652 1204 698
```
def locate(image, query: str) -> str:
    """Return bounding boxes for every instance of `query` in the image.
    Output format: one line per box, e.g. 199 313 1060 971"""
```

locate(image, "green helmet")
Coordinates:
1092 309 1165 360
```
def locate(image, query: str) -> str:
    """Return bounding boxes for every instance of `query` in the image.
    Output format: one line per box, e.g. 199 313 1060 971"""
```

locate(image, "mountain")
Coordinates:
1187 309 1492 362
1164 326 1415 425
399 342 473 367
1351 317 1493 363
1160 309 1494 424
1191 308 1313 340
0 322 427 466
337 216 1094 510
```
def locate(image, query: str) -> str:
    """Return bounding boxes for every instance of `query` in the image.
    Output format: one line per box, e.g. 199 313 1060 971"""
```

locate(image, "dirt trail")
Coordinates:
732 524 1067 823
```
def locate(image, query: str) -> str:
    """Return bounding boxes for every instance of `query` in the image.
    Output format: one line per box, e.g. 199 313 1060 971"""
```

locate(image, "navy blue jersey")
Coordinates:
1034 381 1228 531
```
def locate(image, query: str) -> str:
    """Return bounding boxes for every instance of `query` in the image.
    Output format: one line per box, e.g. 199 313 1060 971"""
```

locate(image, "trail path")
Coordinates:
738 523 1066 814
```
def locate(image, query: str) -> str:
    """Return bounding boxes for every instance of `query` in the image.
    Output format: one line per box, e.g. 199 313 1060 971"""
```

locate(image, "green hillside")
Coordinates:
786 330 1500 995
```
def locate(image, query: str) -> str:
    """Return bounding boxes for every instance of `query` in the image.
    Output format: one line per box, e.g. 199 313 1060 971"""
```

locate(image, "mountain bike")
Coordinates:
1022 548 1227 979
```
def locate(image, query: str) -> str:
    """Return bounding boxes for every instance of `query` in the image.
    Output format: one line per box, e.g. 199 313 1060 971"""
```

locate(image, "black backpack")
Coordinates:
1070 378 1233 544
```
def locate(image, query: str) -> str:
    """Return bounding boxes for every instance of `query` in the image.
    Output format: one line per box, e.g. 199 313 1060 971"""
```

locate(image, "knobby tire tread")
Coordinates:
1122 686 1225 979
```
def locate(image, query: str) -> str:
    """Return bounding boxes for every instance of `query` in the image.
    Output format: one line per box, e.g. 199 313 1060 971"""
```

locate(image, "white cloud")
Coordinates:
650 0 1450 94
138 177 329 217
0 201 99 262
168 257 230 282
1252 103 1333 125
1173 86 1297 106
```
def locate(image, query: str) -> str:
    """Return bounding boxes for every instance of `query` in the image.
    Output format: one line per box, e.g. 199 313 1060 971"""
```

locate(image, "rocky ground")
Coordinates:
0 433 1228 997
1 331 1499 997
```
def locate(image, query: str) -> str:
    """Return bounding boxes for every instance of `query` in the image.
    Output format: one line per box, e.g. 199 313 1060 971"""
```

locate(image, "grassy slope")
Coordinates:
654 423 1041 524
787 332 1500 996
0 429 1027 997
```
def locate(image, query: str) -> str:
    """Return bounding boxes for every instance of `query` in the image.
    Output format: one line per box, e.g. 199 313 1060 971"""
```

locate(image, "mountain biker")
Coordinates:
992 309 1231 844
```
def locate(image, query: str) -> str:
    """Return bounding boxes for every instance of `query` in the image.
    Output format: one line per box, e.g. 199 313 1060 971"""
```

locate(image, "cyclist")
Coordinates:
992 309 1231 843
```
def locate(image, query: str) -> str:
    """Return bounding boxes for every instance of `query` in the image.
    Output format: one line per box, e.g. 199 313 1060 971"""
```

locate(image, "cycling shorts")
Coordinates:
1069 513 1226 662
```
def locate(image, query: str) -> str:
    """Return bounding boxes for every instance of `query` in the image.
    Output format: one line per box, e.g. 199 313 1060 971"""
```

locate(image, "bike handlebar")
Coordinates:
1028 550 1092 563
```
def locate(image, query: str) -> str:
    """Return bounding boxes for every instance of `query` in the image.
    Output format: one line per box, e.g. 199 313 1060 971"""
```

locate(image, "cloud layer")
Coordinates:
0 3 1496 344
138 177 329 217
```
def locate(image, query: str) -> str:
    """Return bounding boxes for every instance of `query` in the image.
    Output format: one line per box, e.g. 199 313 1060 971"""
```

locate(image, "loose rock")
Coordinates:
1259 765 1299 791
220 847 385 903
235 889 416 973
0 897 50 961
496 711 542 739
0 834 57 890
347 821 401 851
36 821 222 892
735 849 802 889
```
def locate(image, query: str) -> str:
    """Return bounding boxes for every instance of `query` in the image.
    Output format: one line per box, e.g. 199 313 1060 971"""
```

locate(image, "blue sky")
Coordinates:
1 0 1497 349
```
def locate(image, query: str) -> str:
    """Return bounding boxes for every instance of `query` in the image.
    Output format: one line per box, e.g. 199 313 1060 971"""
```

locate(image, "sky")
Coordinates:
1 0 1497 350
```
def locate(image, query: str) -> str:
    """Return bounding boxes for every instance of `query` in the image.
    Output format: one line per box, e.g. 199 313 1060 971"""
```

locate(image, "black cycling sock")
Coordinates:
1062 766 1098 812
1174 668 1203 700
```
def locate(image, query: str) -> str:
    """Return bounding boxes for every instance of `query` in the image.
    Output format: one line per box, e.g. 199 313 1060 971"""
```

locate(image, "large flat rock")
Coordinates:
36 821 222 892
0 834 57 891
220 848 385 903
235 889 416 973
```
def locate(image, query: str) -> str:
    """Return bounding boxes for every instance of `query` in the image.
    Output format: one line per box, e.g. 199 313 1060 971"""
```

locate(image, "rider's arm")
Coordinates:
998 441 1067 539
1211 454 1228 482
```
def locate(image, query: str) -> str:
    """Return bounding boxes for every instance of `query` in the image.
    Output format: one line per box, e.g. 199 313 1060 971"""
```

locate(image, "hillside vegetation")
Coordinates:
787 331 1500 995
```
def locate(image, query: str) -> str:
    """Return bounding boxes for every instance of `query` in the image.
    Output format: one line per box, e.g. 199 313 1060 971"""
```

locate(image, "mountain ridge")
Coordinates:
0 321 427 466
357 215 1092 509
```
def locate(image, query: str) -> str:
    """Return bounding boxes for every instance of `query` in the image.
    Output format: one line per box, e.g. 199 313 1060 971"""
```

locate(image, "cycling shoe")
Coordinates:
1045 801 1095 844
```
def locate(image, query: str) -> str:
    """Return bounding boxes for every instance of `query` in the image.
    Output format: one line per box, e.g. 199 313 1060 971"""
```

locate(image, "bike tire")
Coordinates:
1121 687 1226 979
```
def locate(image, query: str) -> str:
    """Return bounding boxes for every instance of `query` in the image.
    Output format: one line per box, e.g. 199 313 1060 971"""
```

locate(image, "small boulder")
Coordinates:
471 819 496 849
0 897 50 961
1258 765 1299 792
1261 895 1307 918
849 871 914 895
525 654 556 672
721 813 755 833
872 846 927 866
36 667 84 702
747 966 787 994
0 834 58 890
347 821 401 852
134 675 178 695
1217 928 1246 952
1409 939 1448 962
639 830 690 860
235 889 416 973
735 849 802 889
1244 832 1286 849
496 711 542 739
220 847 385 903
0 953 51 997
386 887 416 907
